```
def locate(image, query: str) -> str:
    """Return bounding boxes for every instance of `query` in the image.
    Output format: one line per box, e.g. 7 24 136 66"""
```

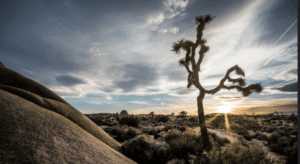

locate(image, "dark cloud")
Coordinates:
56 75 86 86
112 63 158 93
146 89 162 93
266 80 285 86
172 88 197 96
217 96 242 99
0 0 163 76
272 82 298 92
286 68 297 76
205 74 224 78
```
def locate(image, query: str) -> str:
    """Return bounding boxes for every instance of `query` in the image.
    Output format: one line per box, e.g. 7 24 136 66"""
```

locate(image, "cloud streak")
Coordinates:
264 19 298 66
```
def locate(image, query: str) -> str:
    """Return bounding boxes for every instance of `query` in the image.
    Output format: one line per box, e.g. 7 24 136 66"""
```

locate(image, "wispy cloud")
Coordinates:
105 96 112 100
129 101 150 105
163 0 189 19
264 20 298 66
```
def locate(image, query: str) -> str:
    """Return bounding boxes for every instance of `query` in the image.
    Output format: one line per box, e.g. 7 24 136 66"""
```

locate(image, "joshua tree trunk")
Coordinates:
197 91 211 150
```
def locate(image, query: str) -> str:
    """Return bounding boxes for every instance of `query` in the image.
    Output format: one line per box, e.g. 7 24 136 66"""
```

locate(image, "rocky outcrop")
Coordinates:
0 62 136 164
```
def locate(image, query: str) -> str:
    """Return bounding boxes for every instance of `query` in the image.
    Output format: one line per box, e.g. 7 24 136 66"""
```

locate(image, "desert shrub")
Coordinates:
189 117 198 122
253 132 268 141
119 116 140 128
277 136 292 154
149 142 172 163
209 115 225 129
148 128 160 139
270 117 279 120
208 142 272 164
110 126 138 142
209 132 231 147
178 125 188 132
207 146 223 164
286 120 292 123
265 126 277 133
221 143 272 164
115 128 127 142
164 129 204 161
237 136 249 147
167 133 203 162
283 127 295 132
242 134 252 141
289 130 297 136
278 130 290 137
268 134 298 159
183 126 196 134
268 132 281 145
127 126 138 139
263 119 271 123
155 115 170 123
122 137 152 163
122 136 172 164
232 124 250 137
92 118 105 125
285 141 298 164
156 122 165 126
164 121 174 131
111 126 119 135
154 133 160 139
141 116 148 121
164 129 181 143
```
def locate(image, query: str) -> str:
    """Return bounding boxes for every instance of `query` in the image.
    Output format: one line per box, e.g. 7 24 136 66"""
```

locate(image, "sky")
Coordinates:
0 0 298 115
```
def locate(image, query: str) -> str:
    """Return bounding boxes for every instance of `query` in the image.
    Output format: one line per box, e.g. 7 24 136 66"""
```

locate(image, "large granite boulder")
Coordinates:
0 63 136 164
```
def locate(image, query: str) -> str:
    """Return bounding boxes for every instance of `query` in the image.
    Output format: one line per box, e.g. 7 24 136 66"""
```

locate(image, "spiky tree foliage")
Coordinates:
171 14 263 151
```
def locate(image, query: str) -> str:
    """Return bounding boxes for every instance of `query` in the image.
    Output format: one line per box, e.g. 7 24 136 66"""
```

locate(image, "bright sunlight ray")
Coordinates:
205 113 222 126
224 113 232 136
216 102 233 136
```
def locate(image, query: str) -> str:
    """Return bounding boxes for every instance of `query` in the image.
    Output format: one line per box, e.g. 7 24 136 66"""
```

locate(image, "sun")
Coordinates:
216 105 232 113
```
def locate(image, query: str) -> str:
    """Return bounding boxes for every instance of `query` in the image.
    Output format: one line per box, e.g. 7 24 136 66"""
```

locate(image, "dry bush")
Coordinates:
122 136 172 164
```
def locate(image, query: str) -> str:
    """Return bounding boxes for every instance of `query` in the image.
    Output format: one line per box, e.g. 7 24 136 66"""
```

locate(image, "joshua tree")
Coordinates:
150 111 155 119
171 112 175 117
171 14 263 150
178 110 188 120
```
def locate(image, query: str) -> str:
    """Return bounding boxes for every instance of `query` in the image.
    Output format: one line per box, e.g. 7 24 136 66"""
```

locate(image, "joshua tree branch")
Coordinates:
222 83 263 97
227 77 246 86
204 65 243 94
204 65 262 95
196 51 204 72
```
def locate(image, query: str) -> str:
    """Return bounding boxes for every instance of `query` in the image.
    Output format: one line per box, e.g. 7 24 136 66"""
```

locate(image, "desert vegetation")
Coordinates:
85 111 297 164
